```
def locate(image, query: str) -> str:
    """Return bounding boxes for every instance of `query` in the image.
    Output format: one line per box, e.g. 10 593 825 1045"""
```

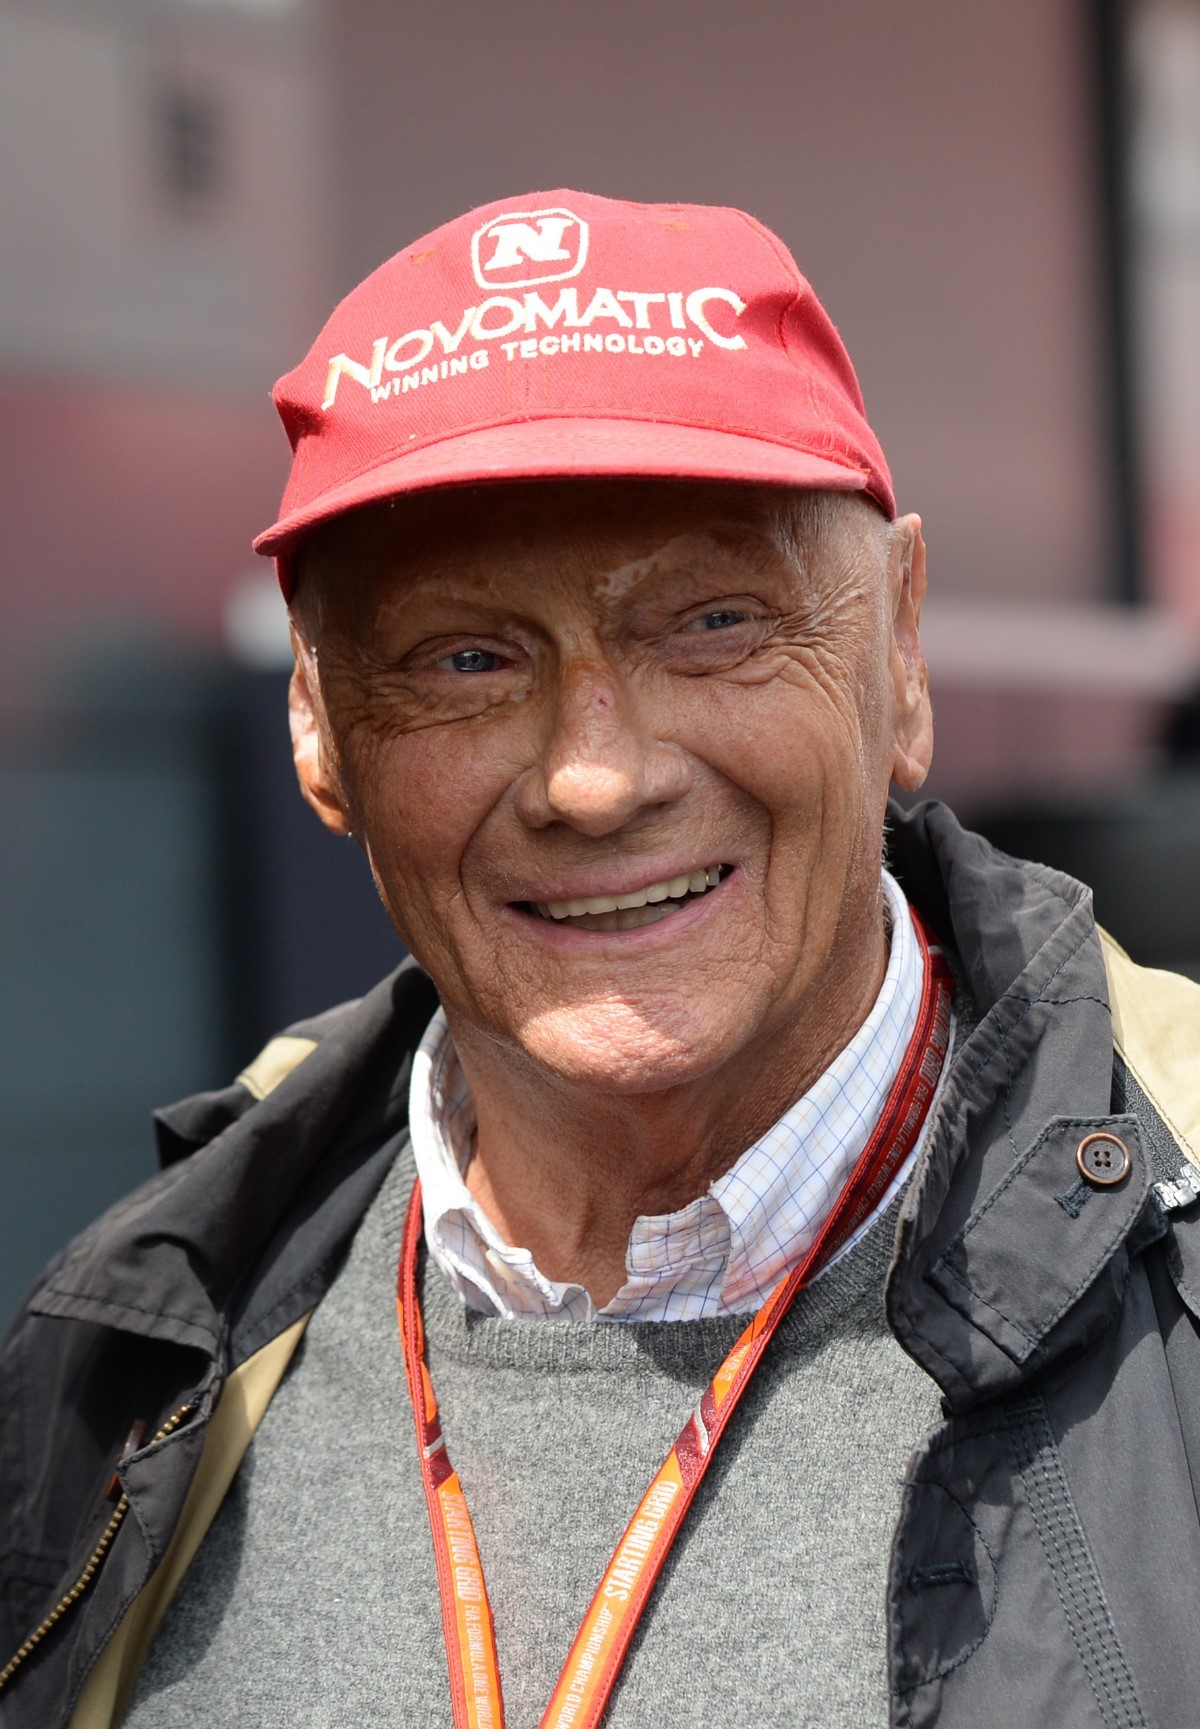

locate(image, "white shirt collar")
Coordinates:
408 871 949 1321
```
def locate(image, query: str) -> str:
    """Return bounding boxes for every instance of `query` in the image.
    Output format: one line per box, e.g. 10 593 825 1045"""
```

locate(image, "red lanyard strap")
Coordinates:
397 908 953 1729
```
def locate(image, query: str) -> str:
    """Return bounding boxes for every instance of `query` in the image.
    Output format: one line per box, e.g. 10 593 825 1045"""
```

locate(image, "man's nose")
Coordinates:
515 661 692 836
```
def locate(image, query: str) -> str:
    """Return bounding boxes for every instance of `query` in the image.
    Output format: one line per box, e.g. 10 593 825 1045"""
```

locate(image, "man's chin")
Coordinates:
514 1001 740 1095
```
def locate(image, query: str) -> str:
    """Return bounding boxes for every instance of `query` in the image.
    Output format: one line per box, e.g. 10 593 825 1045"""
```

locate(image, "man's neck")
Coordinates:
446 926 890 1308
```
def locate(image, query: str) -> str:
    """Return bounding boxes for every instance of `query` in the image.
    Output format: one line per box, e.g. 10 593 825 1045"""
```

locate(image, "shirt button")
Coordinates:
1076 1132 1132 1186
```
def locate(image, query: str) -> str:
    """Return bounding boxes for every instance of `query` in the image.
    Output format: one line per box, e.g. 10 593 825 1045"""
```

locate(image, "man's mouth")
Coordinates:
522 865 731 932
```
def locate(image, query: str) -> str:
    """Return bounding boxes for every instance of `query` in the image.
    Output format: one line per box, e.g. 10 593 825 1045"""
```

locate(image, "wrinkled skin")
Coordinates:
289 479 932 1299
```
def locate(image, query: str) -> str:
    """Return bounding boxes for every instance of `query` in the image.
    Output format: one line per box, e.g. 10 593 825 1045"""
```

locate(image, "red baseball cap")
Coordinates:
255 189 894 585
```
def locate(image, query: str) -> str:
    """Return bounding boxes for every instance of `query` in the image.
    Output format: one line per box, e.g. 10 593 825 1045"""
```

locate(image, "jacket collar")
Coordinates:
27 963 438 1363
887 801 1164 1412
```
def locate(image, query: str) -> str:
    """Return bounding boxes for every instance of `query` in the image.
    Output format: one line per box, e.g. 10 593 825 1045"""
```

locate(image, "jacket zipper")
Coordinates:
0 1402 194 1696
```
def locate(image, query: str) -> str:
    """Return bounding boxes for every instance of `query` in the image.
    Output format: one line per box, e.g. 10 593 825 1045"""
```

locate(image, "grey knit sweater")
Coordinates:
125 1148 943 1728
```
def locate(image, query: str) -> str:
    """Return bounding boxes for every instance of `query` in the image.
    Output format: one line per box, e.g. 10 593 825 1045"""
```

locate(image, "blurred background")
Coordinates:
4 0 1200 1324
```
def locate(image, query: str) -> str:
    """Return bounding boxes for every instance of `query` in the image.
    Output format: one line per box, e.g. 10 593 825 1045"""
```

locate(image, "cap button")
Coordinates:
1076 1132 1133 1187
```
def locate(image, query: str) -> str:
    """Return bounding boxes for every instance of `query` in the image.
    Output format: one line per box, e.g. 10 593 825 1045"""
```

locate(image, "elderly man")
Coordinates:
4 191 1200 1729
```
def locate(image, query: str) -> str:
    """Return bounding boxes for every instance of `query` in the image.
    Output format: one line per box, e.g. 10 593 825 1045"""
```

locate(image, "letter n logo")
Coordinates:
471 207 588 289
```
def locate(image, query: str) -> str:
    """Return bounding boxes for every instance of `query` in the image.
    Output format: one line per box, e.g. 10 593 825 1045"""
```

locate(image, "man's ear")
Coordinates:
288 631 354 837
888 513 934 793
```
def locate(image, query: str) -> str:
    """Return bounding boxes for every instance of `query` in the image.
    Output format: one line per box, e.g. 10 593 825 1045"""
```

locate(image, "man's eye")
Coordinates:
687 609 746 632
439 648 501 673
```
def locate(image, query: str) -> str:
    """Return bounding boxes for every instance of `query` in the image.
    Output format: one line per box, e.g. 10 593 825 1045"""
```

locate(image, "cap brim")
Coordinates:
253 417 872 557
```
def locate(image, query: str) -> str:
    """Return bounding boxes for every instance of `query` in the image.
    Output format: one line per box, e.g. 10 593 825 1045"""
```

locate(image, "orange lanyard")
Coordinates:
397 909 953 1729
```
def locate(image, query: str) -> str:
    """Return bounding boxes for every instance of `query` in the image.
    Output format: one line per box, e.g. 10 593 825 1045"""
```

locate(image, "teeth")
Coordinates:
614 887 648 910
581 902 676 932
539 867 726 924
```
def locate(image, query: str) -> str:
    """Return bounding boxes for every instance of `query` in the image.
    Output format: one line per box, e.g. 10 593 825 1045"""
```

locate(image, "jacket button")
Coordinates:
1076 1132 1132 1186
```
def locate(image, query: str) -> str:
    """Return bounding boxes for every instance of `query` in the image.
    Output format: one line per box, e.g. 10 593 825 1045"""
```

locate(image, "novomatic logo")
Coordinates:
471 207 588 289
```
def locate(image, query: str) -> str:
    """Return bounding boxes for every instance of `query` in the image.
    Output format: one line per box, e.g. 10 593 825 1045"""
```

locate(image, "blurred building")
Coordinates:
0 0 327 657
3 0 1200 1319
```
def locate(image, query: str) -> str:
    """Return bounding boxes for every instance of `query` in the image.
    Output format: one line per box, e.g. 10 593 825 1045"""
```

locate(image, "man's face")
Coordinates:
290 480 931 1094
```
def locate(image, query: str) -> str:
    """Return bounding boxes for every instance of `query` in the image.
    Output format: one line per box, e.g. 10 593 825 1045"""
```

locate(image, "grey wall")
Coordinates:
0 651 230 1325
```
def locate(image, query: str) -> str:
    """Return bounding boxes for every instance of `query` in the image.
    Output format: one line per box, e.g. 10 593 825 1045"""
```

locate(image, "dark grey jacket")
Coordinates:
4 801 1200 1729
